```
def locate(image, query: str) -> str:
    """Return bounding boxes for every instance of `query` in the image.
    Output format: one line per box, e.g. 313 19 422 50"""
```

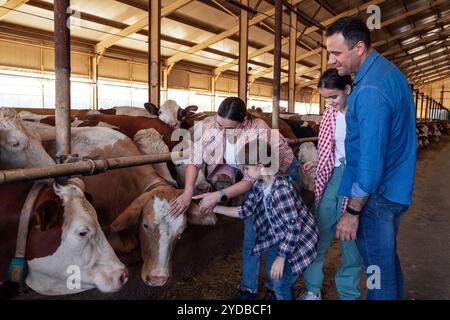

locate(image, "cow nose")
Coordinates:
119 269 129 285
146 275 169 287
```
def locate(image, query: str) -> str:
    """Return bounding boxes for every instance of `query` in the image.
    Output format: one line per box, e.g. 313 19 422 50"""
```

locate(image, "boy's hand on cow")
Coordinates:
303 160 318 174
192 192 221 215
170 190 193 216
270 256 285 280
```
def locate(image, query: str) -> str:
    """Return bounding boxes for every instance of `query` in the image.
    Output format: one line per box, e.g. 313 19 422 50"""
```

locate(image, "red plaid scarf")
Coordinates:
314 106 348 215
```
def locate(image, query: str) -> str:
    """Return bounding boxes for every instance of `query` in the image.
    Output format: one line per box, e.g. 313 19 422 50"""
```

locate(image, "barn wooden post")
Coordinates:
238 0 249 105
272 0 282 130
149 0 161 106
54 0 71 157
425 95 429 120
414 89 419 121
288 0 297 114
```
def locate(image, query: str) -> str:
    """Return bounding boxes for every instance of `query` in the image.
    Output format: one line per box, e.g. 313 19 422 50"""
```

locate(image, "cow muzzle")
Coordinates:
144 272 170 287
94 265 129 292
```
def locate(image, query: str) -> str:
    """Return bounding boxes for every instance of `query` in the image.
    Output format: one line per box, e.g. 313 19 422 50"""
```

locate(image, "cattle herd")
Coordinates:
0 100 447 298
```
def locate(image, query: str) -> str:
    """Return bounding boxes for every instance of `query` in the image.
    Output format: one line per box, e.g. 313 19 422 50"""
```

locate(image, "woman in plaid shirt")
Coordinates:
170 97 301 299
298 69 362 300
210 140 318 300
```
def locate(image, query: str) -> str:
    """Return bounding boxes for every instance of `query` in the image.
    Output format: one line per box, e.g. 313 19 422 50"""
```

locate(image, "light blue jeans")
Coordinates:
302 164 362 300
240 159 301 294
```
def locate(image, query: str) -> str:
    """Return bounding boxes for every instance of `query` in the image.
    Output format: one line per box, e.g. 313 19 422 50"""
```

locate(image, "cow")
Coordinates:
132 128 212 194
98 106 157 118
0 178 128 296
144 100 199 129
73 112 178 149
282 118 318 141
18 112 118 130
0 108 54 170
33 126 217 287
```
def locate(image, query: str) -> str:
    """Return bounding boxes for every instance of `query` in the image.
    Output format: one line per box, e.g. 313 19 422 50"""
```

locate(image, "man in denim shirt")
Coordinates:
325 17 416 300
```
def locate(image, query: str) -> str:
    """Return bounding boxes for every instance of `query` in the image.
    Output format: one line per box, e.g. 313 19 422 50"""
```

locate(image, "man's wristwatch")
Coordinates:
219 189 228 202
346 206 361 216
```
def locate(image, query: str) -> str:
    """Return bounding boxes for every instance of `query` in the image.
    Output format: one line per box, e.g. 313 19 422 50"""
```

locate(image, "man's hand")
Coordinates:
336 212 359 241
169 190 193 217
270 256 285 280
303 160 318 174
192 192 221 215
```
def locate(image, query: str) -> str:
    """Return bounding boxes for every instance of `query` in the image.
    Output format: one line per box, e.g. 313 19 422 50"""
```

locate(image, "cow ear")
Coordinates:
144 102 159 115
183 105 198 118
186 202 217 226
177 107 184 121
36 200 62 231
110 193 148 232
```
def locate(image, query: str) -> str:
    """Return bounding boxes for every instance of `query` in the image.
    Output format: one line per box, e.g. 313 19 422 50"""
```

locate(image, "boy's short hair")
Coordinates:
237 140 272 168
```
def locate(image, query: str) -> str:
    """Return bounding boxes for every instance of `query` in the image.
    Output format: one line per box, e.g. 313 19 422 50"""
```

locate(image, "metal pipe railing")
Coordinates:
287 137 319 145
0 151 188 185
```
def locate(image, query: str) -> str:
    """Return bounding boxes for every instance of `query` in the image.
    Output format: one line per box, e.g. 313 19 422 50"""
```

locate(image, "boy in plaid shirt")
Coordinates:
207 140 318 300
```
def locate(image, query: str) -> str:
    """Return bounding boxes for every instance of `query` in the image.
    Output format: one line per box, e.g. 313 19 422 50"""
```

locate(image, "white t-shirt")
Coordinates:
334 110 346 167
224 138 238 168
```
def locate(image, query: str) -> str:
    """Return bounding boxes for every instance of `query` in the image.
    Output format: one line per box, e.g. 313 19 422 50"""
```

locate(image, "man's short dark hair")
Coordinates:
326 16 371 49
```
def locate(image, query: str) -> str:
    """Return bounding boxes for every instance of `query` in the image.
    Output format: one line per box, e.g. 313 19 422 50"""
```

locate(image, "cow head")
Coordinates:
110 186 216 287
0 108 54 170
144 100 198 129
26 178 128 295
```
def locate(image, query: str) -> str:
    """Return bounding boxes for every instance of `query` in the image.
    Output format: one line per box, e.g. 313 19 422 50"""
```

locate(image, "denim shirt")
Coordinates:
339 50 417 205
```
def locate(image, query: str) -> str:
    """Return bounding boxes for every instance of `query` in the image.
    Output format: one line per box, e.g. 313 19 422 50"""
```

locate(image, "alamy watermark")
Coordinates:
66 264 81 290
366 5 381 30
366 265 381 290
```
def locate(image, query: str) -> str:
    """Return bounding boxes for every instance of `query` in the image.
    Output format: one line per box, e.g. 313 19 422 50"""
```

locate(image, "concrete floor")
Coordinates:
398 134 450 300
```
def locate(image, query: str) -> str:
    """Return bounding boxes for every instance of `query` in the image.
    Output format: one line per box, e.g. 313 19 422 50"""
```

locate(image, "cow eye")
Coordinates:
143 224 149 229
77 228 90 238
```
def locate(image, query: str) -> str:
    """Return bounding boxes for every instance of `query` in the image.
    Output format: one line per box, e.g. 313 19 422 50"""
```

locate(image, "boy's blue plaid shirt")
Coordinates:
239 176 319 275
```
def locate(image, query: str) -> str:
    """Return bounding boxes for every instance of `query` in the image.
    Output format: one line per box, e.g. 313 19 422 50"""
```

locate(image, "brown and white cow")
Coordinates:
35 126 217 287
0 108 54 170
133 127 212 195
0 178 128 296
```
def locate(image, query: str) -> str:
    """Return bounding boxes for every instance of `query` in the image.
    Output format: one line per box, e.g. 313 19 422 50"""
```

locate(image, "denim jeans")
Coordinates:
357 195 409 300
240 159 301 294
265 244 298 300
302 164 362 300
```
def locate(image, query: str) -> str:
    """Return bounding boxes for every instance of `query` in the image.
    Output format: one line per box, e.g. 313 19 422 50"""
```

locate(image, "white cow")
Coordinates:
0 108 54 170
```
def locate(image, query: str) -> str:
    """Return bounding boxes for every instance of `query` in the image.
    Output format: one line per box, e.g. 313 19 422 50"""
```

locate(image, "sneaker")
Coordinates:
233 289 257 300
298 290 322 300
263 288 277 300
